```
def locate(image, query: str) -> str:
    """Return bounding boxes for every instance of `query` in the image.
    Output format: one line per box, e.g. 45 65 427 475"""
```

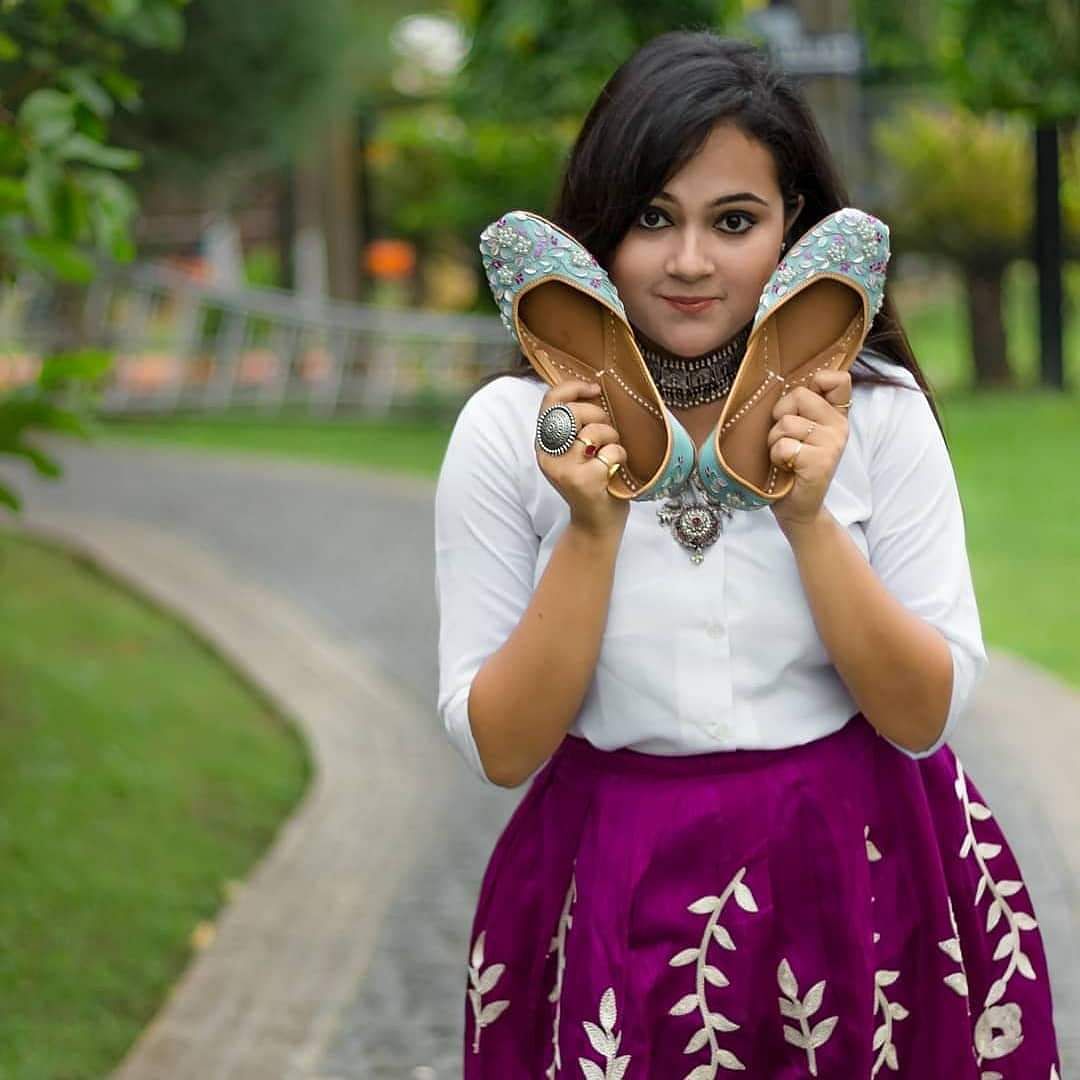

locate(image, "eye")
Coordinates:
637 207 669 230
717 211 755 234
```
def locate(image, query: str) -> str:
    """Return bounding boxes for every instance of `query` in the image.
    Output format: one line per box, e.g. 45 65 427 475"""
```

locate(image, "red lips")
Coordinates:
663 297 716 313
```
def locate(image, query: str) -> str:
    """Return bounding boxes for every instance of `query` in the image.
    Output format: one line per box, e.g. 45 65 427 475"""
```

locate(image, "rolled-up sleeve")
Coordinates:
434 379 540 784
862 373 989 758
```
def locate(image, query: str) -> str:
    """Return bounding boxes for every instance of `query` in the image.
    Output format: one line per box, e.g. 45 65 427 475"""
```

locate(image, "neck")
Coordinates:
631 320 752 409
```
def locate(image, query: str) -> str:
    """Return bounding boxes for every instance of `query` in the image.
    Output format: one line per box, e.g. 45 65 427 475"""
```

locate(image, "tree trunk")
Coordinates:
964 264 1014 388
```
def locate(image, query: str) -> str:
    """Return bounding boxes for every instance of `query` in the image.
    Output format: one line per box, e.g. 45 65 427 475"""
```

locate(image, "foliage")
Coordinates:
113 0 358 189
0 0 186 511
0 348 112 510
369 104 574 295
874 105 1033 265
448 0 740 124
874 104 1080 262
935 0 1079 123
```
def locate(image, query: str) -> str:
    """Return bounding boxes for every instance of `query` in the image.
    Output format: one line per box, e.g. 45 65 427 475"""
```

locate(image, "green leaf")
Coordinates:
56 133 141 171
0 178 25 213
19 89 77 146
0 395 91 443
81 171 138 257
121 3 186 50
39 350 114 390
23 157 60 233
11 441 63 478
0 32 21 63
21 236 96 283
0 481 22 513
62 69 115 118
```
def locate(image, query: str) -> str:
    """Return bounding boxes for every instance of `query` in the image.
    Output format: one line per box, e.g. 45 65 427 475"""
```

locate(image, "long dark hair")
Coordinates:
474 31 947 439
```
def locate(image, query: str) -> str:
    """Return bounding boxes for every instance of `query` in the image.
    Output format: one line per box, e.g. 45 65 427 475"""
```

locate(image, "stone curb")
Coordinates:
15 508 451 1080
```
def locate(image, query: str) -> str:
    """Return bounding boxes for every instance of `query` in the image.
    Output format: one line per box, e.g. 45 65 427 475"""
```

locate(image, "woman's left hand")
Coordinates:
767 370 852 534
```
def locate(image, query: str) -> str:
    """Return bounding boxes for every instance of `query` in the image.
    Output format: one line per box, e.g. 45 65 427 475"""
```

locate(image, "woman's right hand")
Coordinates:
535 380 630 538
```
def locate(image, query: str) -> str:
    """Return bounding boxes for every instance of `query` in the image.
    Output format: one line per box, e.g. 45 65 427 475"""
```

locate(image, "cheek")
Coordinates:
734 231 783 290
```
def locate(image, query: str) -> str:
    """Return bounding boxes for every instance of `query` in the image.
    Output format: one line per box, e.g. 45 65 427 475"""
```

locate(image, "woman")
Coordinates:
434 31 1061 1077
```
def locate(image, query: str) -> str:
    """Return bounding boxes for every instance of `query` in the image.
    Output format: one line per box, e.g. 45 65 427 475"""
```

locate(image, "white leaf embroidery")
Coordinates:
803 980 826 1016
578 986 631 1078
583 1021 612 1059
733 881 758 913
670 993 700 1016
671 867 754 1075
579 1061 605 1080
809 1016 839 1048
467 930 511 1054
545 871 577 1076
684 1027 710 1054
479 1000 509 1025
778 958 837 1076
711 924 736 950
670 948 701 967
715 1048 746 1070
779 997 803 1020
938 938 963 963
688 895 723 914
477 962 505 994
709 1011 739 1032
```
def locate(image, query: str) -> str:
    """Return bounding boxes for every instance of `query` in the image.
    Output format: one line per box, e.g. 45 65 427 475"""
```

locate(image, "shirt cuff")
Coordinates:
441 684 499 786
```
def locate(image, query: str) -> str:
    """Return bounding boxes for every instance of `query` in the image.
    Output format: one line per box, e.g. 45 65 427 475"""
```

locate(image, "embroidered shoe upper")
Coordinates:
755 207 890 330
479 211 626 342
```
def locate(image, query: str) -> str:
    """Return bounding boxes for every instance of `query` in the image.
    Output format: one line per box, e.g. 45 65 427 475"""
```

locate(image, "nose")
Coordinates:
664 227 716 280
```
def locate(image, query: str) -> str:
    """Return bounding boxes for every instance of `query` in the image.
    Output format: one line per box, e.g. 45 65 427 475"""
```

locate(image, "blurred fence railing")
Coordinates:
0 263 518 417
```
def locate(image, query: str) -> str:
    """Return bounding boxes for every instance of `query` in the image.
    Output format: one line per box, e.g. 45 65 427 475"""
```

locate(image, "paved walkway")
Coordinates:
5 442 1077 1076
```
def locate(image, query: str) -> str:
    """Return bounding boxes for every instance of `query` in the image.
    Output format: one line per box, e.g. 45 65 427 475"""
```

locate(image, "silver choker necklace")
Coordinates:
634 323 752 409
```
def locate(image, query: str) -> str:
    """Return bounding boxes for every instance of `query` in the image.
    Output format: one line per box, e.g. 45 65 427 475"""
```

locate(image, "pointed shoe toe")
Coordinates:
480 210 694 502
698 207 890 510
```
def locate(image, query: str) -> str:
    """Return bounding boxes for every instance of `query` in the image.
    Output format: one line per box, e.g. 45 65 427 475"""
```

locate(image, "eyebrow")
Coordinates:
656 190 769 208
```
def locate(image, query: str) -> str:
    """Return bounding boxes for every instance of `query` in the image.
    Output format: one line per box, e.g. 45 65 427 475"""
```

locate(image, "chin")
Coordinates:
664 325 731 355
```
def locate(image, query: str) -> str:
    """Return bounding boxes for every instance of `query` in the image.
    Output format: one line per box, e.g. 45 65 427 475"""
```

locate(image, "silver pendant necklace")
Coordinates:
656 467 734 565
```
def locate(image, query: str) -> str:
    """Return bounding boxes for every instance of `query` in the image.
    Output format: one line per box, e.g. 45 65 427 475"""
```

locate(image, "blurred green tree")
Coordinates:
875 105 1079 386
114 0 358 192
370 1 742 309
0 0 187 510
860 0 1078 387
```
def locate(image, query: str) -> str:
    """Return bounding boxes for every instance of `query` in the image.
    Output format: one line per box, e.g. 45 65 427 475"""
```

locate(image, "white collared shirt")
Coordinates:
434 355 988 786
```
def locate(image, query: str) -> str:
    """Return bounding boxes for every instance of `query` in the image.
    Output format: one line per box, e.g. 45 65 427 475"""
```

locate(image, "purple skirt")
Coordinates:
463 714 1061 1077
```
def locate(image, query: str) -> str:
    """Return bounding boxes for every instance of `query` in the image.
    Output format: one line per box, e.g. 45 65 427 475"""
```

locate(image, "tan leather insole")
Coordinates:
519 283 667 495
719 280 863 496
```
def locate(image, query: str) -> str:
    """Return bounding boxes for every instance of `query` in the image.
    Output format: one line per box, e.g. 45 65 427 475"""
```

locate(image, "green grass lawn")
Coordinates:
0 533 311 1078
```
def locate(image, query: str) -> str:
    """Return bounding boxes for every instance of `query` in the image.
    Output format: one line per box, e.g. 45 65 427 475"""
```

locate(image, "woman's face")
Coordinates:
610 121 804 357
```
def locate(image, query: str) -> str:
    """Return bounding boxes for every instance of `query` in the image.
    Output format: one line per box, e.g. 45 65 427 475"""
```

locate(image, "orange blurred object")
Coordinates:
365 238 415 280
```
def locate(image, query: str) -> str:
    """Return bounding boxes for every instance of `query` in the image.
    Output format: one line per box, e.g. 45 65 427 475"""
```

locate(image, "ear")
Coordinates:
784 194 806 239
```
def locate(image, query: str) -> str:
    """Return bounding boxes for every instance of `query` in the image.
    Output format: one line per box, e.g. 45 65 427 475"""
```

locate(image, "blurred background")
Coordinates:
0 1 1076 1077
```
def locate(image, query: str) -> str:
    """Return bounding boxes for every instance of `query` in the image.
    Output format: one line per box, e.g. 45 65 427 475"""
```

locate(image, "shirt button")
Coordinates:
706 620 725 640
705 719 732 740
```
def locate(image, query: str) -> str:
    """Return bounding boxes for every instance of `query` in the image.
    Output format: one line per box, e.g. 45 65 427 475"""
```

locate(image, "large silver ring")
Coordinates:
536 404 578 456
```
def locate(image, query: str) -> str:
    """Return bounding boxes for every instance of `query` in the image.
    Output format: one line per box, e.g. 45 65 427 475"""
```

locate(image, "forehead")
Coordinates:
661 122 782 203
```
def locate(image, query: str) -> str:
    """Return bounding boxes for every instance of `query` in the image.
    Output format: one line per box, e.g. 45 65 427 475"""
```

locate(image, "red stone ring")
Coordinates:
576 436 599 458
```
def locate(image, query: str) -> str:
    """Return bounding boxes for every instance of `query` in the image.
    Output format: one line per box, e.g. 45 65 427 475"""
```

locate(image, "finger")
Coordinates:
543 380 602 408
767 412 825 450
576 423 621 448
771 384 841 424
809 369 853 406
770 435 812 472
